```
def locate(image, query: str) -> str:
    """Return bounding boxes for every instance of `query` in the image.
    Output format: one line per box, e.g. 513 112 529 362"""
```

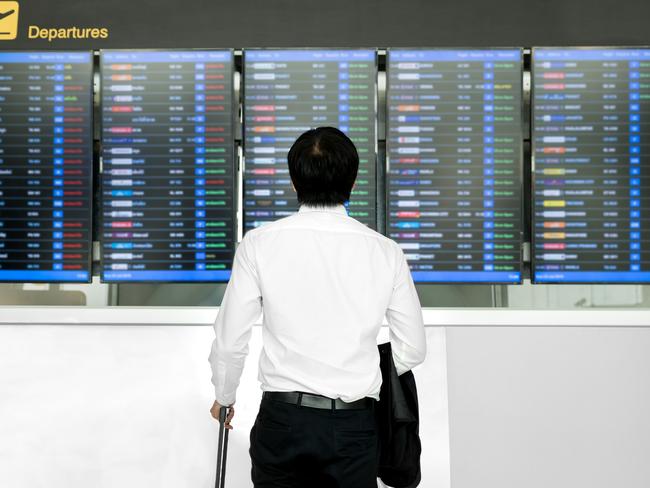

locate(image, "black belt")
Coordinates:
263 391 373 410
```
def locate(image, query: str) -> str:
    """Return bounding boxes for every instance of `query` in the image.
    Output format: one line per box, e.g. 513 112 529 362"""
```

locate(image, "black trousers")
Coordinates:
249 395 379 487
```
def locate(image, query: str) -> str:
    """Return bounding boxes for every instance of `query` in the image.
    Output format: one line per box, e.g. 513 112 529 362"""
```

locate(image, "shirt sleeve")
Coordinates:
208 234 262 406
385 246 427 375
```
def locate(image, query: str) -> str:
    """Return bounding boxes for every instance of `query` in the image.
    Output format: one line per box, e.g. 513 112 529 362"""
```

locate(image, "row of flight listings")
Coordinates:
0 48 648 284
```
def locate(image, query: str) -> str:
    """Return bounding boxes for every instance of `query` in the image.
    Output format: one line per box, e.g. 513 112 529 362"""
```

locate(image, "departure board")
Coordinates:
387 49 523 283
100 50 235 282
243 49 378 230
0 52 93 283
533 48 650 283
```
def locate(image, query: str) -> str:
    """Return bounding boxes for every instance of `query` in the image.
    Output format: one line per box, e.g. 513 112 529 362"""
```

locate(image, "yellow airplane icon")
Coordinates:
0 1 19 40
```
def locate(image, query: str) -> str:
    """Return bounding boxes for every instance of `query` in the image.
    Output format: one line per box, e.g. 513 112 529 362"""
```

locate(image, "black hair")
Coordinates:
287 127 359 206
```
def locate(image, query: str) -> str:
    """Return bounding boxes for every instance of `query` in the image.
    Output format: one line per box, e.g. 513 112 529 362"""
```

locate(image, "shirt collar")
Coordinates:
298 204 348 216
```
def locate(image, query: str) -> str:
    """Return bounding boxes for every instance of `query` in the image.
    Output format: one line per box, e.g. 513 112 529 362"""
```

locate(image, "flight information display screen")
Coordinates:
243 49 378 230
387 49 523 283
532 48 650 283
100 50 235 282
0 52 93 283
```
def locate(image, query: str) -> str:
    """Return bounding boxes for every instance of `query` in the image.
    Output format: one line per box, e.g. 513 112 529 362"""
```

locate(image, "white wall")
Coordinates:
0 312 449 488
2 308 648 488
446 325 650 488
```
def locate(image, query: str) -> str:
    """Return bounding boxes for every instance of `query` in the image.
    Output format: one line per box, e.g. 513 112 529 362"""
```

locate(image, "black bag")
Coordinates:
377 342 422 487
215 406 230 488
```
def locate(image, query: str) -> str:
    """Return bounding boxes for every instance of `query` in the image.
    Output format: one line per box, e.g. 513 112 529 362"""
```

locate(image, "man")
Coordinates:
209 127 426 487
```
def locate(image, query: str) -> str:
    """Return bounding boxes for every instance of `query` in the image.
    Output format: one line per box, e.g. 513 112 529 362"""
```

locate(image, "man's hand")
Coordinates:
210 400 235 430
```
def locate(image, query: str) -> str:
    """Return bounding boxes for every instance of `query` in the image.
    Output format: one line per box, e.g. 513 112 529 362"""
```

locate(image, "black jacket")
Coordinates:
376 342 422 487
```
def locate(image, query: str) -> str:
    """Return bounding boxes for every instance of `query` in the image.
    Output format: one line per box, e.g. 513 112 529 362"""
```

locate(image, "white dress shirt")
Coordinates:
209 204 426 406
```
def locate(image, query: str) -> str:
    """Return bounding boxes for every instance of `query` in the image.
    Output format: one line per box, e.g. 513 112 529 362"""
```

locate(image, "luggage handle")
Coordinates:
215 406 230 488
